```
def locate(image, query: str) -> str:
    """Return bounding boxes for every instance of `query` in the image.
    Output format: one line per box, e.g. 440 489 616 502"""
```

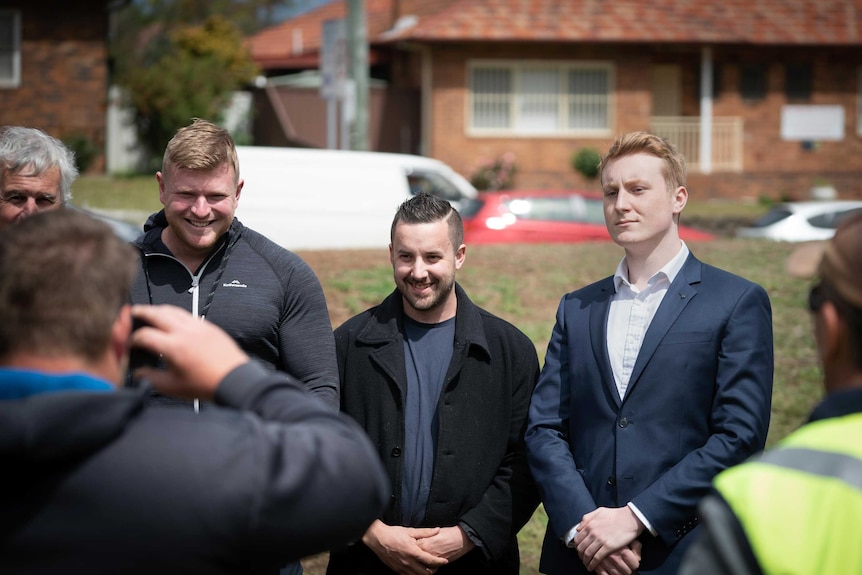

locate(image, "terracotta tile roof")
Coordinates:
246 0 461 69
389 0 862 44
247 0 862 69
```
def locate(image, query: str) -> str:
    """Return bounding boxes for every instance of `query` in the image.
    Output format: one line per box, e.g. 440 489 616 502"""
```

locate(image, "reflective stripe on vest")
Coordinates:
757 446 862 491
715 414 862 575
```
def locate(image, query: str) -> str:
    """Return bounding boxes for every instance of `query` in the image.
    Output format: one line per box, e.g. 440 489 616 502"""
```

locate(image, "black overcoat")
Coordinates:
327 284 540 575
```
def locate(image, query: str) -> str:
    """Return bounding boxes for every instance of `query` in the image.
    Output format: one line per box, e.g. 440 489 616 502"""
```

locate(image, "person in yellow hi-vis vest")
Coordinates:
680 210 862 575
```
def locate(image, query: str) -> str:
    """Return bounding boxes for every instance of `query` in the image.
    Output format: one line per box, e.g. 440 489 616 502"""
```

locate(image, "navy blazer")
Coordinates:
525 253 774 574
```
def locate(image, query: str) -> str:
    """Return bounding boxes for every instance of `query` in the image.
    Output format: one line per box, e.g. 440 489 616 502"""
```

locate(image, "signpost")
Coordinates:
321 19 347 149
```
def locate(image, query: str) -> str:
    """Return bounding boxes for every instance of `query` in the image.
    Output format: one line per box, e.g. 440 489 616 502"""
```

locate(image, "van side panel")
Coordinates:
235 147 409 250
234 146 476 251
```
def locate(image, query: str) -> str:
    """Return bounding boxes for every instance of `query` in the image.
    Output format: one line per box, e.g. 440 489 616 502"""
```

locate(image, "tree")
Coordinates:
113 14 260 167
110 1 294 168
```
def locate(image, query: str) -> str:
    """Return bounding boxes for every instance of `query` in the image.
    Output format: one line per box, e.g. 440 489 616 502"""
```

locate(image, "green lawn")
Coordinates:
72 174 160 212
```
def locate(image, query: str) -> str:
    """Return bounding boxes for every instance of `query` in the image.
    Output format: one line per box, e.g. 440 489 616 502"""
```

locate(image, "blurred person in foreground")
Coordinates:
680 211 862 575
0 209 389 574
326 192 540 575
0 125 77 228
525 131 774 574
130 118 338 416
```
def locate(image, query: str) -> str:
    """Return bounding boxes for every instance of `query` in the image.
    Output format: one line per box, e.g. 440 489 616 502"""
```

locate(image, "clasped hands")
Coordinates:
362 519 475 575
574 506 644 575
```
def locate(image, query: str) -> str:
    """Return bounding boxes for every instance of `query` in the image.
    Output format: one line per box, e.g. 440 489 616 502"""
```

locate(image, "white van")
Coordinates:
234 146 478 250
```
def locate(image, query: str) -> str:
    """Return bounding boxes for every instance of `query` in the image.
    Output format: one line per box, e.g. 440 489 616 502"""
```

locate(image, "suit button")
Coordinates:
607 476 616 486
618 417 629 428
391 447 401 457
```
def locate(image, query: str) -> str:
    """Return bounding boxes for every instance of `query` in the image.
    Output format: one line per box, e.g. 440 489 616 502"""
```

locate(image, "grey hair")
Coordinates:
0 126 79 203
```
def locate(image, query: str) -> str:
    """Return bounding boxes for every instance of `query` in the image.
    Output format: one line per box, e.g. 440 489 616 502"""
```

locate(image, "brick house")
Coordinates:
249 0 862 200
0 0 120 172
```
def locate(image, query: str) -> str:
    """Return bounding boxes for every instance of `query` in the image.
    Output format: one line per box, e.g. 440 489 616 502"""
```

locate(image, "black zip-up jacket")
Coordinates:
131 211 338 409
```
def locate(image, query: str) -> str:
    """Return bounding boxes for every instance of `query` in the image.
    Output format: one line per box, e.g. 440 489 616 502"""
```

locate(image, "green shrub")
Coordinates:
571 147 601 180
63 134 98 173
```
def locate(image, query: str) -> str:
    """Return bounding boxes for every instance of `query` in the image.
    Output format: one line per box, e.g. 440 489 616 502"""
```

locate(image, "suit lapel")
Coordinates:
589 278 620 407
624 256 701 398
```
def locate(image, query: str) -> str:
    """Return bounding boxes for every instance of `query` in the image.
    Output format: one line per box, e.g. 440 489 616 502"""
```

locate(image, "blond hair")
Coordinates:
599 131 687 192
162 118 239 185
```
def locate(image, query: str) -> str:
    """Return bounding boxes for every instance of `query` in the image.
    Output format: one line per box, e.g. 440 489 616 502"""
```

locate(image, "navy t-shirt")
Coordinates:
400 315 455 526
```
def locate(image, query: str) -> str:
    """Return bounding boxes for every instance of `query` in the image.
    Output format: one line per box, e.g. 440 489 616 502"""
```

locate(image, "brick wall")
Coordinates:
425 42 862 200
0 1 110 172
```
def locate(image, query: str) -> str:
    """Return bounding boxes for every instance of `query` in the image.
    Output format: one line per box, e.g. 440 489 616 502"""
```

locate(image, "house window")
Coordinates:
740 64 766 101
469 61 612 135
0 10 20 88
786 63 812 101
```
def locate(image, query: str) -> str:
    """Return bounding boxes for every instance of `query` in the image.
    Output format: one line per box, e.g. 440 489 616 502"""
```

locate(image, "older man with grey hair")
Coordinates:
0 125 78 228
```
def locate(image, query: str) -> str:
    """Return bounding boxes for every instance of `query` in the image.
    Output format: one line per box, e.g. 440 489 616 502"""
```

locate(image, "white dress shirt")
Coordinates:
607 242 690 400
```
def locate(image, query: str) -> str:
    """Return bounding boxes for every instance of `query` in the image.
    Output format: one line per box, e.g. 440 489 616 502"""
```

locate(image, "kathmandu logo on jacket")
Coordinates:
222 279 248 288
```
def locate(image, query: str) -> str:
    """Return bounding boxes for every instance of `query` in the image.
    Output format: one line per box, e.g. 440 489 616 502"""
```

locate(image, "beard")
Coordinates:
397 274 455 314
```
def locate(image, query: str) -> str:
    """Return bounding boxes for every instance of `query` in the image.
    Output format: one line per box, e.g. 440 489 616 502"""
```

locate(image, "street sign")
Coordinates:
320 19 347 99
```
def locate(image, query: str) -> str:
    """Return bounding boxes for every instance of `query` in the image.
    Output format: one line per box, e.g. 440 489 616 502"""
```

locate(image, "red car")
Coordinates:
461 190 714 245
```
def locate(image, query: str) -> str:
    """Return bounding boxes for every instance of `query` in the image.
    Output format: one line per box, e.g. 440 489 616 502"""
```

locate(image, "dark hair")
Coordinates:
0 209 137 362
390 192 464 248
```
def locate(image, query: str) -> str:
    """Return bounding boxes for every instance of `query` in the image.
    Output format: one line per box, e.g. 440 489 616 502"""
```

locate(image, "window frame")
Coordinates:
0 9 21 89
466 60 615 138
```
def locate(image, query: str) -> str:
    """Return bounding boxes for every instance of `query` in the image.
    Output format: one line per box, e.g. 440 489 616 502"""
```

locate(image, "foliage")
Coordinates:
469 153 517 191
63 134 98 173
571 147 602 180
111 4 263 168
117 15 259 168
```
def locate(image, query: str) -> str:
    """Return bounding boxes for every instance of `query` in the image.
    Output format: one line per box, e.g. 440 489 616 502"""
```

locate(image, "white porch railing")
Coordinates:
650 117 744 173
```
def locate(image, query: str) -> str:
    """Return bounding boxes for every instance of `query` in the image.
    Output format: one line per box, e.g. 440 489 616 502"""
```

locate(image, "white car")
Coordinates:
736 200 862 242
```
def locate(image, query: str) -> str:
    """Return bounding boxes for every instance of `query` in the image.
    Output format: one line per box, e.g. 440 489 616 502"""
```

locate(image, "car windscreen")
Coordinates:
503 195 605 224
406 170 464 203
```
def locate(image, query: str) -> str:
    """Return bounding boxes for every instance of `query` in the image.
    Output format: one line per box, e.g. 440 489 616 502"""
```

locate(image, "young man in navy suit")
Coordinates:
525 132 774 575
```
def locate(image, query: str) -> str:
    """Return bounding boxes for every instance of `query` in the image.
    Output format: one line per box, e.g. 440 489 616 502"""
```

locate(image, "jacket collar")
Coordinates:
134 209 244 255
808 387 862 422
0 370 148 463
356 283 490 359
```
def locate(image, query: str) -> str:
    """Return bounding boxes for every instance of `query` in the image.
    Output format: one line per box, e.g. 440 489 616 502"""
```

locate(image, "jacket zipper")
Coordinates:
142 245 225 412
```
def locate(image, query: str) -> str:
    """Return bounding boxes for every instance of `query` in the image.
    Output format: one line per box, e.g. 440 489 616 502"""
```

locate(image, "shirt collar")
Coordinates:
613 242 690 292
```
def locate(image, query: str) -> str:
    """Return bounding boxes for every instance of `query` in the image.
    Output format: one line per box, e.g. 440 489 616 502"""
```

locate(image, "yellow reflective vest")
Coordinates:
714 412 862 574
